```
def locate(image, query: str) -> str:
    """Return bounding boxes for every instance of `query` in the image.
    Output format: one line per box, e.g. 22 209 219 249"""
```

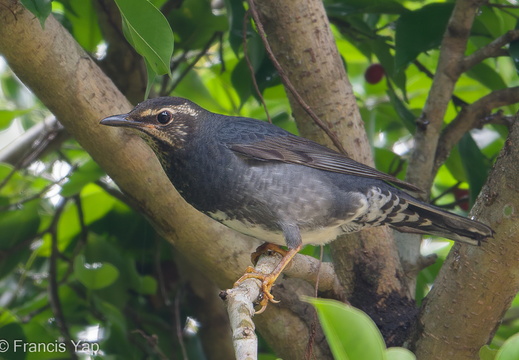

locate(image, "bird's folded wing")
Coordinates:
229 134 422 193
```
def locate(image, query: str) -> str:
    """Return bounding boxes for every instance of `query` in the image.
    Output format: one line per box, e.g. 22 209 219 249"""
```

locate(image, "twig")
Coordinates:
220 255 275 360
220 248 344 360
243 9 271 123
174 290 189 360
166 32 221 95
462 29 519 71
435 86 519 173
487 2 519 9
48 198 78 359
131 329 169 360
247 0 348 155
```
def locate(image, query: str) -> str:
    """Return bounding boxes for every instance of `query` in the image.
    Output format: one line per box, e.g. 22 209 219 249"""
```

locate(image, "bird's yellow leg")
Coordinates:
234 243 302 314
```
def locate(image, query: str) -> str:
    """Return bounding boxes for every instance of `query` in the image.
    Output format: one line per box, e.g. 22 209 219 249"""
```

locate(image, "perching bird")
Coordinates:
101 97 494 312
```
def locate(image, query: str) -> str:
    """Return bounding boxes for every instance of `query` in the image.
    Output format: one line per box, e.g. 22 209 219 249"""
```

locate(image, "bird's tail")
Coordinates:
391 197 494 246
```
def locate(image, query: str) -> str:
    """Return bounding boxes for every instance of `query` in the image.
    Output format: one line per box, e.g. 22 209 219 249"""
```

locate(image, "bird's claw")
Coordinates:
251 243 287 265
234 267 279 314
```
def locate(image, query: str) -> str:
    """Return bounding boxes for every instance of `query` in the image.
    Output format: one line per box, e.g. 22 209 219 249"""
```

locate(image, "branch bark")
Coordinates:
412 121 519 359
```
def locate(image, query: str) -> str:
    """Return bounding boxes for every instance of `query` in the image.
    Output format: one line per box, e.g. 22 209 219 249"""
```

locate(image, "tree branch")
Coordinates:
462 29 519 71
248 0 347 155
407 0 485 192
434 86 519 173
401 0 485 297
413 121 519 359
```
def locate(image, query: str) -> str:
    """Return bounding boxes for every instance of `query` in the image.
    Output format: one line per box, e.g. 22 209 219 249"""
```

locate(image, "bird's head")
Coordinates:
100 97 203 150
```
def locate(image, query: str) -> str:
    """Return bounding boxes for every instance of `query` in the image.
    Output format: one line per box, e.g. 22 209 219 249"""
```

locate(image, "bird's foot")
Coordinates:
235 242 301 314
234 266 280 314
250 243 288 265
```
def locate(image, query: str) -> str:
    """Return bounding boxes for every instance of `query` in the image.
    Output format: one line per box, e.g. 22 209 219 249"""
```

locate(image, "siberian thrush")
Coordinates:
101 97 494 312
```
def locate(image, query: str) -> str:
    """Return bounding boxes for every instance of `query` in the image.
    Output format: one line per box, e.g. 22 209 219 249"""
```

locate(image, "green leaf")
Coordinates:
60 159 105 197
480 345 499 360
466 62 507 91
74 255 120 290
167 0 228 50
20 0 52 28
305 297 387 360
0 200 40 250
0 109 32 129
38 185 116 256
458 133 490 206
369 38 407 98
65 0 103 52
395 3 454 70
387 86 415 132
509 20 519 73
224 0 247 56
386 347 416 360
136 275 158 295
496 333 519 360
0 322 26 360
325 0 407 16
114 0 174 97
444 147 467 183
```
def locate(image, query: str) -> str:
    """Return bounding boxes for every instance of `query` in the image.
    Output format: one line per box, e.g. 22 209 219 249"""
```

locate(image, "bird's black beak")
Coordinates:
100 114 131 127
100 114 152 130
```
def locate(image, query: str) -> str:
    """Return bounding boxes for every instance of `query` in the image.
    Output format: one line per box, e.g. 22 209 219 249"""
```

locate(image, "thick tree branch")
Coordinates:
407 0 485 192
401 0 485 296
435 86 519 173
413 121 519 360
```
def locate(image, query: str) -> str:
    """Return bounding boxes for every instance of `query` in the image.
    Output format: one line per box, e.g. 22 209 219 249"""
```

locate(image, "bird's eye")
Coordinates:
157 111 172 124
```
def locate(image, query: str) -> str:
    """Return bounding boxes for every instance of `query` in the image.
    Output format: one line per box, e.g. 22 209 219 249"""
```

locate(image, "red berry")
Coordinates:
365 64 385 84
453 188 470 211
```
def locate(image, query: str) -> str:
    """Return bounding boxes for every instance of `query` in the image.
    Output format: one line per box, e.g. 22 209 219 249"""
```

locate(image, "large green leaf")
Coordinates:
60 159 105 197
325 0 407 17
74 255 119 290
386 347 416 360
0 200 40 250
395 3 454 70
496 333 519 360
224 0 247 56
0 109 33 129
509 20 519 73
114 0 174 98
65 0 103 52
387 86 416 133
458 133 490 206
168 0 228 50
306 297 387 360
466 62 507 91
0 322 26 360
38 185 116 256
20 0 51 28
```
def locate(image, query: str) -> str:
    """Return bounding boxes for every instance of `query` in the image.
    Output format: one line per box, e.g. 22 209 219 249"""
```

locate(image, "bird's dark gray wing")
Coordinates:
228 132 422 192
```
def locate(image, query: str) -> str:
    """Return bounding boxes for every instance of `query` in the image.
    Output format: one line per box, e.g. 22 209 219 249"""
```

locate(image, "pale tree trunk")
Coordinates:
412 121 519 359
